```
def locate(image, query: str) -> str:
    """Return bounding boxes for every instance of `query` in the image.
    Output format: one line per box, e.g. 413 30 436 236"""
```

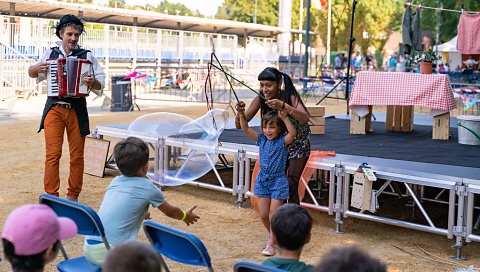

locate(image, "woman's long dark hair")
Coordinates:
257 67 309 117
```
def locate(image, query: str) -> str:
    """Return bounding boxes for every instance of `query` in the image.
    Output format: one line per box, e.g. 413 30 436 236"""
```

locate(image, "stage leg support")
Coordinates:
234 150 247 208
343 173 351 218
333 164 344 234
451 185 468 261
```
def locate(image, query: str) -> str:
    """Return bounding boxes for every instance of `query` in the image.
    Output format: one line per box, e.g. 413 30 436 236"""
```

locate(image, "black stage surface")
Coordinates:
219 117 480 169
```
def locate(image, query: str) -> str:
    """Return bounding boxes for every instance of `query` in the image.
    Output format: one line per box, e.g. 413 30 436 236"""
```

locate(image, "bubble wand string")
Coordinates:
209 60 299 125
209 62 266 101
204 55 214 111
210 52 241 105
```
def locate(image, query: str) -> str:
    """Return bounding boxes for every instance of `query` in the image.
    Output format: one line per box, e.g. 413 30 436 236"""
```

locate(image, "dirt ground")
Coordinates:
0 98 479 272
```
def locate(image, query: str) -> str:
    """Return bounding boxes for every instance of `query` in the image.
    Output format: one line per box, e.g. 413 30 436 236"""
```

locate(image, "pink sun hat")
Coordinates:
2 204 77 255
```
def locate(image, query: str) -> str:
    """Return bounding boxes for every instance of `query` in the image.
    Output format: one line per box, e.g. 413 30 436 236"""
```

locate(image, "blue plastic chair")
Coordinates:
143 220 213 272
27 45 36 59
203 52 212 62
125 49 133 60
161 51 173 62
39 194 110 272
183 51 194 61
233 261 289 272
192 52 201 62
149 50 158 61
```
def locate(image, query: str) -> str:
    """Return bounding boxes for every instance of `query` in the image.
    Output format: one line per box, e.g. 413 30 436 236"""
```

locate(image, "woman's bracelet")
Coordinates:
181 211 187 221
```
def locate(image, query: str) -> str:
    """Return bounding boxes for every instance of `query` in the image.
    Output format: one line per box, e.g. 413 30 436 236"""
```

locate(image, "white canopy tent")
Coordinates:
434 36 462 70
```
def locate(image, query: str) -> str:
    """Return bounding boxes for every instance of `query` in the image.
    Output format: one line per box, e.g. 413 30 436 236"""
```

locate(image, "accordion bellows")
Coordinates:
47 57 91 97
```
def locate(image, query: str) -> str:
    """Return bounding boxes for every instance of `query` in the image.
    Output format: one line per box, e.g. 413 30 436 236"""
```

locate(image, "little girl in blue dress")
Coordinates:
238 109 296 256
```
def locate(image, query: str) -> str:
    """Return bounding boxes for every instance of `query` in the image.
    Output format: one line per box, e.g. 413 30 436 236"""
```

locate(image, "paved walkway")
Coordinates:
0 93 209 123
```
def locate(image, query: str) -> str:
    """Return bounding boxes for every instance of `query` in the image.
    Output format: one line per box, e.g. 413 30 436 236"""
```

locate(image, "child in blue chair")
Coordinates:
262 204 314 272
2 204 78 272
238 109 296 256
84 136 200 266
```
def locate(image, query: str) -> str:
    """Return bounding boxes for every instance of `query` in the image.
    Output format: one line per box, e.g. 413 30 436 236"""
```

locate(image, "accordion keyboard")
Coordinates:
47 60 59 97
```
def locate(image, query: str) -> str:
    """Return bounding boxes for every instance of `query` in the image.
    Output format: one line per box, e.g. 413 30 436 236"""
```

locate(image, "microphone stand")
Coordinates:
316 0 357 116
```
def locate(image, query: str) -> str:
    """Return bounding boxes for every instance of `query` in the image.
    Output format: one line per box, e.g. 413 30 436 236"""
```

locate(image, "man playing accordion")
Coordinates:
28 14 105 202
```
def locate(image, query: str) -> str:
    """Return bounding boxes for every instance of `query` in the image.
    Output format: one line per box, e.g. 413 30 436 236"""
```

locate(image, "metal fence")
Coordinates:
132 65 233 105
0 15 280 97
0 44 37 97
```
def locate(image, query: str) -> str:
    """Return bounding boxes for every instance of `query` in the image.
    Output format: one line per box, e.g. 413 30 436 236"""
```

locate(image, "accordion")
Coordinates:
47 57 92 97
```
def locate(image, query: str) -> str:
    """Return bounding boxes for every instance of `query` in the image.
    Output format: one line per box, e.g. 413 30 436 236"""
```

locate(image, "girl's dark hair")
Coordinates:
3 238 60 271
261 111 286 136
257 67 309 117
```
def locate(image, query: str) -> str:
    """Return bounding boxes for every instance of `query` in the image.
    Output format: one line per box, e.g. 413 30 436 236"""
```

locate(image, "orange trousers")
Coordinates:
44 105 85 198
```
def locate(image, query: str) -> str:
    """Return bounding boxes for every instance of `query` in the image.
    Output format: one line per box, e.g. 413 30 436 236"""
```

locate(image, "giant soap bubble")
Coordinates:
127 109 228 186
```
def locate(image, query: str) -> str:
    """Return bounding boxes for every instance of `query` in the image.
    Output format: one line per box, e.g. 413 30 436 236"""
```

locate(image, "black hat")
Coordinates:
55 14 84 39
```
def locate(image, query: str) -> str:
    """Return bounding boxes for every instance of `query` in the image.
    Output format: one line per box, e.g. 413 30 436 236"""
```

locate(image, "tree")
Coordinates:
215 0 279 26
215 3 234 20
310 0 402 54
56 0 92 3
153 1 195 16
216 0 403 54
420 0 480 44
193 9 204 18
109 0 125 8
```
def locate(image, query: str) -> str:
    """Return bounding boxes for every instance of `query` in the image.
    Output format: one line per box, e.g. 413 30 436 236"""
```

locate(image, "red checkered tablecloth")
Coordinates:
350 72 457 112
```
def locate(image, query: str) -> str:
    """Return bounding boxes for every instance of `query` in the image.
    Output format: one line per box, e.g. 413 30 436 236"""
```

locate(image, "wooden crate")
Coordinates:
307 106 325 134
306 105 325 117
432 112 450 140
309 117 325 126
310 125 325 134
350 106 372 135
385 105 413 132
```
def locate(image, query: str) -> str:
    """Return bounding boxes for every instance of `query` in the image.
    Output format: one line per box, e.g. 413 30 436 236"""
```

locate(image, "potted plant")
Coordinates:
414 49 442 74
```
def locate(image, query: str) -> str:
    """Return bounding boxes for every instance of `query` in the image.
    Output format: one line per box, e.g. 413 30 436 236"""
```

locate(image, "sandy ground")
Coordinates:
0 96 479 272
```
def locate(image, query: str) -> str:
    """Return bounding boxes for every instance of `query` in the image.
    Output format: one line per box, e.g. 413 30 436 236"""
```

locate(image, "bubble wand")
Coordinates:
210 52 243 104
209 55 300 125
209 60 266 102
206 37 264 103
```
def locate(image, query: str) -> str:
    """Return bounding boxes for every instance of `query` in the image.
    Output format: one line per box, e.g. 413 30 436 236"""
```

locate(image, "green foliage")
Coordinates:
108 0 125 8
215 0 279 26
420 0 480 44
311 0 403 52
213 0 480 56
216 3 234 20
291 0 300 30
192 9 204 17
153 1 196 16
56 0 92 3
215 0 403 53
414 48 442 62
